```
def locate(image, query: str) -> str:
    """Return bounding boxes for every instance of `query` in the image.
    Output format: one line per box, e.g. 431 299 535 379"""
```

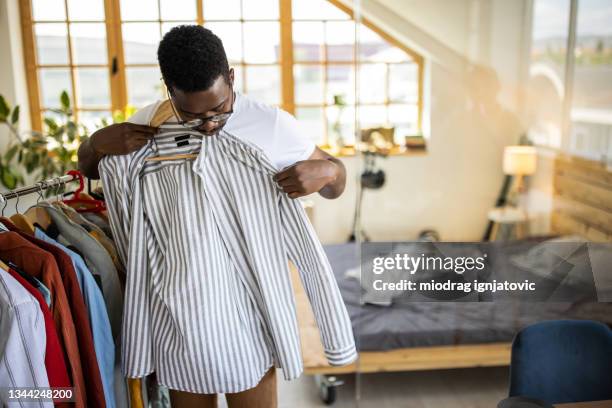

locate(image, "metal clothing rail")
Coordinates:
0 174 79 201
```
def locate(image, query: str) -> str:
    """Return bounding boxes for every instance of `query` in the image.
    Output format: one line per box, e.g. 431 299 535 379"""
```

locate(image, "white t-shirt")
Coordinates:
127 92 316 170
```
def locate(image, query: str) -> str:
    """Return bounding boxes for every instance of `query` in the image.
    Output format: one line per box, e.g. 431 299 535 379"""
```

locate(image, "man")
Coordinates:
77 25 347 407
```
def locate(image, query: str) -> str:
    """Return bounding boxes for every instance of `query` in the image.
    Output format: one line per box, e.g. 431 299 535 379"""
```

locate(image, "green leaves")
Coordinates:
10 105 19 124
0 95 9 121
60 90 70 111
0 89 85 190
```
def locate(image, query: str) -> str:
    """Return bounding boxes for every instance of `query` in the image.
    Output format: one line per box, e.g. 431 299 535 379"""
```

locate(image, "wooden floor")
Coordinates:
216 366 509 407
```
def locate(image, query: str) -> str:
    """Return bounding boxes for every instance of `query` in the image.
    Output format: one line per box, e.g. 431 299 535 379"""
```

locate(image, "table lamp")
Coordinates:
503 145 537 207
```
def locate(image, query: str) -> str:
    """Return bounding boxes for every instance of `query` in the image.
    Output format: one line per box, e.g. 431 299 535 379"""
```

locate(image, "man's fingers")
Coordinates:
273 165 297 182
276 178 297 188
288 191 303 199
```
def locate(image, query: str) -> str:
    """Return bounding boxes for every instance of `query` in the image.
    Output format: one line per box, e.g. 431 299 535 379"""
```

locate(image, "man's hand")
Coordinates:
78 122 157 179
90 123 157 156
273 147 346 199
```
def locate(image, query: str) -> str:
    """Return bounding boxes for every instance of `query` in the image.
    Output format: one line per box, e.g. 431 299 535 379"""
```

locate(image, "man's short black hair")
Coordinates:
157 25 230 92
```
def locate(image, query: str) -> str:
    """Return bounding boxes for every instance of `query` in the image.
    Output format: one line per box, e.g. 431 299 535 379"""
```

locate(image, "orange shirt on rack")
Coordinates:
0 231 88 408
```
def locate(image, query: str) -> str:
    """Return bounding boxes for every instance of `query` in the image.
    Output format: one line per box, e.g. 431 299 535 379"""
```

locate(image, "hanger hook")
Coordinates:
0 195 6 217
36 181 45 204
14 192 20 214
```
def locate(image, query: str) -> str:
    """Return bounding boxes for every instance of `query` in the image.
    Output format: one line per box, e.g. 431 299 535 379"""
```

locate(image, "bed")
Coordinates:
291 154 612 404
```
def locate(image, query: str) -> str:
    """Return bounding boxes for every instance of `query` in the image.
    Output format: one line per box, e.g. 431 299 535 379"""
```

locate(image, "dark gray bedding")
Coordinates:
323 242 612 351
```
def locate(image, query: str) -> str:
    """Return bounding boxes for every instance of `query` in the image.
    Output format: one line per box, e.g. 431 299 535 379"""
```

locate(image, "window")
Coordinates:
292 0 422 146
527 0 612 160
20 0 424 149
23 0 112 130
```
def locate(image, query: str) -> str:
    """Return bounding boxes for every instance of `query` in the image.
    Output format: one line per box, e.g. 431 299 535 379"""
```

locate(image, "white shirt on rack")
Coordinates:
0 268 53 408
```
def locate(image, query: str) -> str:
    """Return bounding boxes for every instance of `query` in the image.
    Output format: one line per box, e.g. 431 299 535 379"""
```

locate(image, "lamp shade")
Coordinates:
503 146 537 175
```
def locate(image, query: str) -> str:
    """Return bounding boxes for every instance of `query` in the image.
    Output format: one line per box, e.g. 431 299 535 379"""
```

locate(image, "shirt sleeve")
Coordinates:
272 109 316 171
279 196 357 366
126 101 162 126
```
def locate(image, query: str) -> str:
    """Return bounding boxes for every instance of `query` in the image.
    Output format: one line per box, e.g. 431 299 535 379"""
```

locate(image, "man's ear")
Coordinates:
228 68 235 86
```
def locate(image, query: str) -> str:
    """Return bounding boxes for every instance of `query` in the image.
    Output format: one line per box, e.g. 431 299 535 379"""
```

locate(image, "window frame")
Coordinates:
19 0 424 149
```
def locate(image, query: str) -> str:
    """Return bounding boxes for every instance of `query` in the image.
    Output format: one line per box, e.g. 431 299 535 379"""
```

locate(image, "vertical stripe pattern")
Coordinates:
98 125 357 393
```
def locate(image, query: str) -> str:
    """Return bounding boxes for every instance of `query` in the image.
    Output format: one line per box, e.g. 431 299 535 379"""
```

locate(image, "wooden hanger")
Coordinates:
9 213 35 235
144 100 201 162
0 259 8 272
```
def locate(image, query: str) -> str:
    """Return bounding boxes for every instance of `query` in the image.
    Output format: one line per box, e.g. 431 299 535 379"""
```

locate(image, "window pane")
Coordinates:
162 22 197 37
205 22 243 63
39 68 72 108
204 0 241 20
67 0 105 21
32 0 65 21
245 66 280 105
242 0 278 20
326 21 354 61
527 0 570 148
569 0 612 159
126 67 163 107
388 104 417 125
243 22 280 63
35 23 69 65
359 63 386 103
359 24 409 63
296 107 325 145
232 65 244 93
326 105 355 145
71 23 107 65
292 0 348 20
327 64 355 105
389 63 418 103
293 22 324 62
123 23 160 64
573 0 612 110
359 105 387 128
389 104 418 142
294 65 324 104
76 68 110 108
160 0 197 20
120 0 158 21
79 110 111 133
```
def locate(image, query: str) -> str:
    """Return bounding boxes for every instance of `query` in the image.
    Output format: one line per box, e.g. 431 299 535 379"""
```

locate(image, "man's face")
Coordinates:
170 68 234 136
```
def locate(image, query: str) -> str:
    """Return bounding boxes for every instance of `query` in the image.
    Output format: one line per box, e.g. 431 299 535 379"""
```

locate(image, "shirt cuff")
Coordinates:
324 343 358 366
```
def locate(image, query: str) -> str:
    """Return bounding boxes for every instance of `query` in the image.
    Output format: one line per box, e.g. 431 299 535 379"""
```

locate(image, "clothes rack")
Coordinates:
0 173 79 201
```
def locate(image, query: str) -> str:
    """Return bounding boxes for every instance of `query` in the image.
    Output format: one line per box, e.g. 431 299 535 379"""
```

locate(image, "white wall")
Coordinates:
0 0 30 145
312 0 530 243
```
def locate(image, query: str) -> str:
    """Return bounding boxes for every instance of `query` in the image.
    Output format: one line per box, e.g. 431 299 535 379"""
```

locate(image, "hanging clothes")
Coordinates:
35 202 123 341
4 267 72 404
0 231 88 407
34 227 117 408
0 267 54 408
1 218 106 408
99 116 357 393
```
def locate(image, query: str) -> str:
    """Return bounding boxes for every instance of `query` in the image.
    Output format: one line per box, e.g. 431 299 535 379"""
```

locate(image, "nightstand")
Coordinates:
487 207 528 241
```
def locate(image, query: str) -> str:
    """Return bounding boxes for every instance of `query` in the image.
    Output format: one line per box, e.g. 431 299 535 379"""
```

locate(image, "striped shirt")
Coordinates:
99 124 357 393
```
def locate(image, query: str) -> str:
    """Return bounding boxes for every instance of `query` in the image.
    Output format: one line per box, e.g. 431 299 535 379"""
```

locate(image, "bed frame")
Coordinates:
292 153 612 402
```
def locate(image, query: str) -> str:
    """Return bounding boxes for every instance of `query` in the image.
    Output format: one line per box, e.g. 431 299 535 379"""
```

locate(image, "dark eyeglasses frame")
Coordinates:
166 85 234 130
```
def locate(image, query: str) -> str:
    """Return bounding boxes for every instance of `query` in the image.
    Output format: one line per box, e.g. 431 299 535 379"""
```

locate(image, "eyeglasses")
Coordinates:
166 86 234 130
